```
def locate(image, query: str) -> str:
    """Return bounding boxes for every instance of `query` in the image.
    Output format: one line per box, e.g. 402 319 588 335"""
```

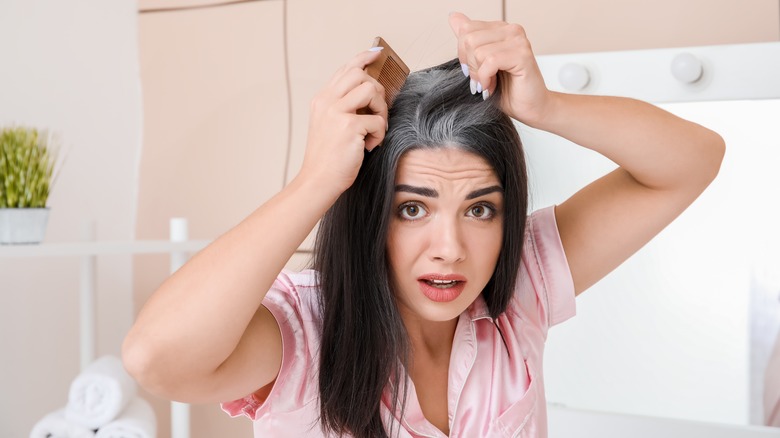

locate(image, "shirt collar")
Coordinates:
466 294 492 321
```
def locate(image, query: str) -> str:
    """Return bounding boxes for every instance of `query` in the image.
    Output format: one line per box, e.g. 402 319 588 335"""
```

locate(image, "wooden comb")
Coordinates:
358 37 410 115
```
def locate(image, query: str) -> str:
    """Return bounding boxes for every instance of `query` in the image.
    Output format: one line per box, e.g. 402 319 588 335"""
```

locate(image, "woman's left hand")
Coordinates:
449 13 727 300
449 12 553 127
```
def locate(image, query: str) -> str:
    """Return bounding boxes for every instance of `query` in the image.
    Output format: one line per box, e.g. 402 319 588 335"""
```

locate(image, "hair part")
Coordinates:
313 58 528 438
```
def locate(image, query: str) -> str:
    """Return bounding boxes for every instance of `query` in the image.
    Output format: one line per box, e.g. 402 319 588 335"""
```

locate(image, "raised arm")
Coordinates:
450 12 725 295
531 93 723 294
121 49 389 403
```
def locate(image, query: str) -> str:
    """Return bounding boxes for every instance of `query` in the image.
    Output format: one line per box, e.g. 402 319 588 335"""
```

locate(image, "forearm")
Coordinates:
532 92 725 191
123 174 337 379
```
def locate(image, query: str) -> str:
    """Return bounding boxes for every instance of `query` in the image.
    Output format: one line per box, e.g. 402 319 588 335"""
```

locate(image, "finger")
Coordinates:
363 80 388 119
459 23 525 68
472 39 522 96
457 27 511 93
329 66 383 101
338 80 388 119
453 18 510 84
458 22 532 93
460 24 522 61
361 114 388 151
328 49 384 88
345 47 385 70
448 11 470 37
450 12 474 77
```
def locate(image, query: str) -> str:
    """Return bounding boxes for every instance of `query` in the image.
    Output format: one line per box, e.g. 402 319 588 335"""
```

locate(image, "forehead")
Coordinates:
395 147 499 185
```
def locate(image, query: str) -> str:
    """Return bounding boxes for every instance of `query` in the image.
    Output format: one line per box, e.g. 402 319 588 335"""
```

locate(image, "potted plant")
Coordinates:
0 126 59 244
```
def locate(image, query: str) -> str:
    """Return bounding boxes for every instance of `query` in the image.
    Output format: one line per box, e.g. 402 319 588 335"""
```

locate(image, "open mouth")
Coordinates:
417 275 467 303
423 279 462 289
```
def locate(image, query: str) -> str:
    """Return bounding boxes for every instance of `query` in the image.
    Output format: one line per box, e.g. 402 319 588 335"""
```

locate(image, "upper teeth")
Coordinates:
431 279 455 284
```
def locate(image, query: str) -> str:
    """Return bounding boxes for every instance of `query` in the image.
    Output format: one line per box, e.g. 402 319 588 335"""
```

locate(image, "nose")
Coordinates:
427 216 466 264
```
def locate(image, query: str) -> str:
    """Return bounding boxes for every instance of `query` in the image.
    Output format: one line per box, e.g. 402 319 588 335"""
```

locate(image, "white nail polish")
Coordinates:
369 46 384 52
461 63 469 77
482 89 490 100
477 82 483 93
470 79 476 94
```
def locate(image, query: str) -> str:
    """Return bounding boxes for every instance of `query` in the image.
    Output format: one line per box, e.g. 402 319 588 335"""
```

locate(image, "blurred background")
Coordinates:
1 0 779 437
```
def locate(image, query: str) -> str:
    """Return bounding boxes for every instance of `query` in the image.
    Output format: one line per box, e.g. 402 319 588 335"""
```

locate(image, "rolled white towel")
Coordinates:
95 397 156 438
65 355 138 429
30 408 97 438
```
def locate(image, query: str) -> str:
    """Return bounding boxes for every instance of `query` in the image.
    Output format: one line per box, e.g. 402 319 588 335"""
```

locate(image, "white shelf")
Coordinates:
0 240 313 257
0 240 211 257
4 229 312 438
2 233 211 438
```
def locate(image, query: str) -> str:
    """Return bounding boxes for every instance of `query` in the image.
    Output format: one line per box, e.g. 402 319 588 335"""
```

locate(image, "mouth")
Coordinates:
421 279 464 288
418 273 467 282
417 274 467 303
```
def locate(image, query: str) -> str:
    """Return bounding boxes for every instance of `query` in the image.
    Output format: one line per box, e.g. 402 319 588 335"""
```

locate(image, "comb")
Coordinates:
358 37 410 115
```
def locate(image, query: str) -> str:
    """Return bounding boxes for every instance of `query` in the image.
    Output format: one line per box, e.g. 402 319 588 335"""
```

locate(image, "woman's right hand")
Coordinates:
298 49 388 195
123 51 390 404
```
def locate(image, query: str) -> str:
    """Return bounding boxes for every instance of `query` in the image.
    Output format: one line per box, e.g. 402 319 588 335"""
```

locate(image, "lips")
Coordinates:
418 273 467 282
417 273 467 302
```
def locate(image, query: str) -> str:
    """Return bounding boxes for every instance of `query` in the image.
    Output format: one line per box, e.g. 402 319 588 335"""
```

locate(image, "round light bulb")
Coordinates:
671 52 703 84
558 63 590 91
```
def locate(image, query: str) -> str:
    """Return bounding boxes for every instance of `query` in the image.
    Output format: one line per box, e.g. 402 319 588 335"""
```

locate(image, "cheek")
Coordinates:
386 226 418 302
491 227 504 255
386 225 398 267
386 224 410 273
386 223 426 280
472 224 503 266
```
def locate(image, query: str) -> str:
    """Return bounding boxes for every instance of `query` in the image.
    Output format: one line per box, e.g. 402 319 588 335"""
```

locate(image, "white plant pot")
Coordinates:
0 208 51 245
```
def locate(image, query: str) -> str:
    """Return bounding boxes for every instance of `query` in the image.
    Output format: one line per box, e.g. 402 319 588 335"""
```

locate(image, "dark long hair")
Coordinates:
312 58 528 437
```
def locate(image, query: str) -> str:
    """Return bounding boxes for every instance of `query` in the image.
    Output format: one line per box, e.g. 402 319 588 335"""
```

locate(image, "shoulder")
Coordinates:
222 269 323 420
273 268 320 291
263 269 324 352
266 269 321 315
510 206 577 334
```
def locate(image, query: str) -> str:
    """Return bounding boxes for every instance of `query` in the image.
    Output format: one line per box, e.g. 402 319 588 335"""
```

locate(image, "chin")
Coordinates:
413 295 476 322
394 281 481 322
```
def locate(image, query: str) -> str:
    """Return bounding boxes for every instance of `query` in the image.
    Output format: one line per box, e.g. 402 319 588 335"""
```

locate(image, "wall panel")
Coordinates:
507 0 780 55
135 2 286 436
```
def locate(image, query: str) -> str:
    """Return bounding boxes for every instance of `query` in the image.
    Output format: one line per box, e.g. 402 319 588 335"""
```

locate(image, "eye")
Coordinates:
398 202 428 221
467 203 495 220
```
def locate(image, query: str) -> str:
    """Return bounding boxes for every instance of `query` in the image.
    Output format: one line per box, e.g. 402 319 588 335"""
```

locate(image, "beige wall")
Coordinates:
134 2 287 436
133 1 780 437
509 0 780 55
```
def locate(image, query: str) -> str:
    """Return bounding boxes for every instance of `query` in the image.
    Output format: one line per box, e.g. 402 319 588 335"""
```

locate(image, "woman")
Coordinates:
122 12 725 438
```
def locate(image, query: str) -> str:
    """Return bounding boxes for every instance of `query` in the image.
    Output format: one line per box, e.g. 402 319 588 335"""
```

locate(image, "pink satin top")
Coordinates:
222 206 576 437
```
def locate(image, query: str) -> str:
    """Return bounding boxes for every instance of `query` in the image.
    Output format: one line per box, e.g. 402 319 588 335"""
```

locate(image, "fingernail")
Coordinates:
476 82 483 93
469 79 477 94
461 63 469 77
369 46 384 52
482 89 490 100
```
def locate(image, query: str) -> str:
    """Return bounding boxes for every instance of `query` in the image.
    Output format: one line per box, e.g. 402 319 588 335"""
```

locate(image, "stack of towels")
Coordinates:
30 355 156 438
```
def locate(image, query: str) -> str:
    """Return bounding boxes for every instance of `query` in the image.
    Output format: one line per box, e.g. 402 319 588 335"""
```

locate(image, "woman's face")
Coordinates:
387 147 504 323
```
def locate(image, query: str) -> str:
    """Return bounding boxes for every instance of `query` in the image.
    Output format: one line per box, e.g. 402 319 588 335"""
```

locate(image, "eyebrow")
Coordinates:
465 185 504 200
394 184 503 200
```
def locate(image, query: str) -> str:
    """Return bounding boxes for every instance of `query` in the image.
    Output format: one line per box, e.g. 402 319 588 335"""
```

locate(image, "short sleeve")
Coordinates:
221 270 321 420
513 205 576 334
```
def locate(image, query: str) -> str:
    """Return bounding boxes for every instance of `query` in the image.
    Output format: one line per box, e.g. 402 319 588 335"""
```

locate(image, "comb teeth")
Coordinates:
378 56 407 109
357 37 410 115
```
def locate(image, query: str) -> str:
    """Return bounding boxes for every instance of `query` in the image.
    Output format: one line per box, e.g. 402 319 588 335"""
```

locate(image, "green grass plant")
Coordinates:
0 126 57 208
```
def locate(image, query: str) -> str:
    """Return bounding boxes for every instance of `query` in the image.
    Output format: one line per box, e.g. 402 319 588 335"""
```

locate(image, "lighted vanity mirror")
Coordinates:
525 42 780 429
